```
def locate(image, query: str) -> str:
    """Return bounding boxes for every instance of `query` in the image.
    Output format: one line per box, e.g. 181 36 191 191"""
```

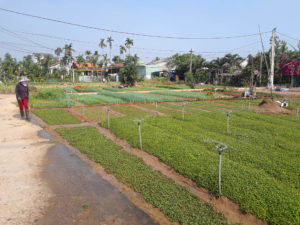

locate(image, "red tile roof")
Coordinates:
73 61 103 71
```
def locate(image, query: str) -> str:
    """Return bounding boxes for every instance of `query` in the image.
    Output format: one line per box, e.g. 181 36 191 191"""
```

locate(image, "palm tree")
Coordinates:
62 43 75 79
100 53 108 79
76 55 85 65
63 43 75 65
125 38 133 55
99 38 107 50
107 36 114 75
99 39 107 76
91 51 100 77
54 47 62 60
85 50 91 63
106 36 114 58
119 45 126 59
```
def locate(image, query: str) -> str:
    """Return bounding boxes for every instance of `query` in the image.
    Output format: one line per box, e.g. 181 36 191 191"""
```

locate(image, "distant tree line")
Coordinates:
167 38 300 87
0 36 299 87
0 37 134 83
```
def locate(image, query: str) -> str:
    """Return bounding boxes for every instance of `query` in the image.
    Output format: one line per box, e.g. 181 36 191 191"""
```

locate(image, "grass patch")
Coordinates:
64 88 77 93
31 88 73 107
74 107 113 122
101 92 181 103
111 105 150 118
76 94 125 105
156 84 191 89
102 87 124 92
33 109 81 125
56 126 229 225
152 91 212 99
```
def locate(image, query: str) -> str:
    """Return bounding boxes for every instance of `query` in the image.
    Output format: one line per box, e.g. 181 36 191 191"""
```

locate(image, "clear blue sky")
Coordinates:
0 0 299 62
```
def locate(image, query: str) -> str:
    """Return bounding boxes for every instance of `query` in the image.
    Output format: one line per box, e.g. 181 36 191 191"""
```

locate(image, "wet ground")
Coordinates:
38 131 158 225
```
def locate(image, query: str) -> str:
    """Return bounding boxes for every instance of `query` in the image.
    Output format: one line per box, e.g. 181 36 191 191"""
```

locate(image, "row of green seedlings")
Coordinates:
104 102 233 196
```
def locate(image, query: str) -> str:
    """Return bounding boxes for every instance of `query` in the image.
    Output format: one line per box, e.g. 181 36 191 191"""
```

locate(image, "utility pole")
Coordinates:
259 52 263 85
250 55 254 89
258 25 270 88
189 49 193 73
269 28 276 90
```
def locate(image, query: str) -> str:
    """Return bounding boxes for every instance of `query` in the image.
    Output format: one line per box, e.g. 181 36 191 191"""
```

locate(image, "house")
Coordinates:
49 62 61 74
107 63 124 82
72 62 103 82
49 61 103 82
32 53 53 64
137 58 175 80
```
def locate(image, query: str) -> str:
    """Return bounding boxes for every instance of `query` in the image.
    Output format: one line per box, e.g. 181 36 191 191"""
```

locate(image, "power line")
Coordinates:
0 44 33 54
0 41 46 49
10 28 261 55
0 7 272 40
277 32 299 42
17 30 95 44
0 26 55 51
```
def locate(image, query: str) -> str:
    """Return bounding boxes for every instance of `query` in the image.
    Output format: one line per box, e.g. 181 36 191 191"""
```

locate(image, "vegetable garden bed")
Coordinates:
56 126 229 225
33 109 81 125
101 103 300 225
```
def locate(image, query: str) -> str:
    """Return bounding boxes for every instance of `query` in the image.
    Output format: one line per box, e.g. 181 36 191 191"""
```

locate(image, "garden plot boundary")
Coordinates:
31 108 267 225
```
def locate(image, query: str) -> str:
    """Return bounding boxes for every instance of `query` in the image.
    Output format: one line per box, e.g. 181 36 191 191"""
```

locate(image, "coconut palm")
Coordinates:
119 45 126 59
63 43 75 65
91 51 100 76
85 50 91 62
99 39 107 74
99 38 107 50
76 55 85 65
54 47 62 60
106 36 114 74
125 38 133 55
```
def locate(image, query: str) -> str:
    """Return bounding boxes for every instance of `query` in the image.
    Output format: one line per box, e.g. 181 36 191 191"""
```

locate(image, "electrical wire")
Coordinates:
0 44 33 54
277 32 299 42
0 7 272 40
9 28 261 55
0 26 55 51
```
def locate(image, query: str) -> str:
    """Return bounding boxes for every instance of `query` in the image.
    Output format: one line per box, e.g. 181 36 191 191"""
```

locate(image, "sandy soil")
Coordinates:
0 94 54 225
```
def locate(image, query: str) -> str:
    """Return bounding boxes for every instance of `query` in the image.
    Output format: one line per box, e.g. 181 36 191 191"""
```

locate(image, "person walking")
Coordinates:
15 76 30 120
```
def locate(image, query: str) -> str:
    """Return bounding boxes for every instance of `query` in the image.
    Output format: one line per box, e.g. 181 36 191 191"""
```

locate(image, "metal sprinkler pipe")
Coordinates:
107 106 110 129
81 100 84 115
226 111 232 134
155 101 158 109
203 139 228 195
182 103 185 120
70 90 73 107
138 120 142 150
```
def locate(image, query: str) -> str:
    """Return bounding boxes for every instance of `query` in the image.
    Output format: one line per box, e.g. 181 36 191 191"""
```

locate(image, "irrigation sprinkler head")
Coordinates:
203 139 228 153
107 107 110 112
138 120 141 126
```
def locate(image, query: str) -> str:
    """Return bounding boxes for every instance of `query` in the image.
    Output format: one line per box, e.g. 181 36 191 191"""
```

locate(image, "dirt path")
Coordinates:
0 94 54 225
